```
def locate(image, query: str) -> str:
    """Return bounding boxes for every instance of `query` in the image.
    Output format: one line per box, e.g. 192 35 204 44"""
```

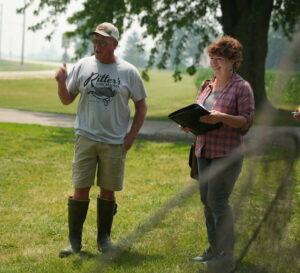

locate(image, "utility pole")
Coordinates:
0 3 3 59
21 0 26 64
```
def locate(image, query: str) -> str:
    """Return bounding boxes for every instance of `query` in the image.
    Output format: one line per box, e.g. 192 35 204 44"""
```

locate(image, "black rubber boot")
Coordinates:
97 198 118 253
59 197 89 258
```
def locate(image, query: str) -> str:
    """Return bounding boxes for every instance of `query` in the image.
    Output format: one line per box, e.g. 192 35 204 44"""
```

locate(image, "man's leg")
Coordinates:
99 188 115 201
59 135 98 257
97 188 118 252
96 143 126 252
59 187 91 258
73 187 91 201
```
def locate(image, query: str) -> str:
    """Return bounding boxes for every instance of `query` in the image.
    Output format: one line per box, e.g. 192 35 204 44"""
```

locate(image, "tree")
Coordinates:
219 0 299 107
156 29 215 69
122 31 147 68
20 0 300 108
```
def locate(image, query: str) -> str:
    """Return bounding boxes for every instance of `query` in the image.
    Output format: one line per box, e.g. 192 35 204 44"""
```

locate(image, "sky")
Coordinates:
0 0 139 62
0 0 78 61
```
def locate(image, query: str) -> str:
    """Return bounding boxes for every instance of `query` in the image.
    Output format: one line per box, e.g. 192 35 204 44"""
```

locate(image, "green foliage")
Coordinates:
22 0 220 75
141 70 150 82
272 0 300 39
122 31 147 68
22 0 300 70
186 65 197 76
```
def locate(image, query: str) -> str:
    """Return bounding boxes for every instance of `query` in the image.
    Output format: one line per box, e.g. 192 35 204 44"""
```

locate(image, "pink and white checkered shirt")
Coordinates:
195 73 255 158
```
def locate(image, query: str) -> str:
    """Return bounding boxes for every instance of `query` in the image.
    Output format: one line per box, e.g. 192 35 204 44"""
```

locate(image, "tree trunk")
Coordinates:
220 0 274 109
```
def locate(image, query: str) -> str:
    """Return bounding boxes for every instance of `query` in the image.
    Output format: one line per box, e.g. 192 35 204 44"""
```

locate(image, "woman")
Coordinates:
184 36 255 269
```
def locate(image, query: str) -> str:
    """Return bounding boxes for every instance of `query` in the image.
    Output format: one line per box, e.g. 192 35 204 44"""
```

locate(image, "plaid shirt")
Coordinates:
195 73 255 158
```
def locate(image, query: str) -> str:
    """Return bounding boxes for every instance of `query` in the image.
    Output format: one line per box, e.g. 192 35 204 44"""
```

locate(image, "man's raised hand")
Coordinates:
55 63 68 82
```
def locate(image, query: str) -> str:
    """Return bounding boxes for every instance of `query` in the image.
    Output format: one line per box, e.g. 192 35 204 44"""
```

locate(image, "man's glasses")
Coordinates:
91 38 110 46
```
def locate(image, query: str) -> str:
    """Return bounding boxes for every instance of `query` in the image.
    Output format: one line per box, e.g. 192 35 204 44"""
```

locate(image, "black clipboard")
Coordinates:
168 104 222 135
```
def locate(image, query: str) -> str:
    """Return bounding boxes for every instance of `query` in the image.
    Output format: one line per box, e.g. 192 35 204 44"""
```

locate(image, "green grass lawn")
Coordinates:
0 78 77 114
0 59 57 71
0 123 299 273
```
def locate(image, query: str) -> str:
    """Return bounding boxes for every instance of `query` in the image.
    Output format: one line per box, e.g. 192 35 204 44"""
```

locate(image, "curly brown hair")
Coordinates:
207 36 243 71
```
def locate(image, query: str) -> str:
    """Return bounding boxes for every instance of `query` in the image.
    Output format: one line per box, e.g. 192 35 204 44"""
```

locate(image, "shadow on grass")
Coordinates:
24 126 75 145
132 139 189 151
45 127 75 145
71 249 163 271
72 251 98 268
235 262 269 273
108 249 163 268
195 261 269 273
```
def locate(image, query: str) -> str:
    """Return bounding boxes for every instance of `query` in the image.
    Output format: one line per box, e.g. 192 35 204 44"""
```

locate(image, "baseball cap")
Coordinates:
89 22 119 41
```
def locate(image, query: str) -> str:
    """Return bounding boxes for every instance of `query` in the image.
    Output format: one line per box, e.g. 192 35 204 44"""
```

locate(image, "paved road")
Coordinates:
0 70 57 79
1 108 299 144
0 108 194 142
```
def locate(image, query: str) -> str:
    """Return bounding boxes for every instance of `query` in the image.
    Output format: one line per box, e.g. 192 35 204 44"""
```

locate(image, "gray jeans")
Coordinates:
197 156 243 255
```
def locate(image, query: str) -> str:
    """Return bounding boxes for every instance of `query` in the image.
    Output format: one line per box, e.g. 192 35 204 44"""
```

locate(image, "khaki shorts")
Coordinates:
72 135 127 191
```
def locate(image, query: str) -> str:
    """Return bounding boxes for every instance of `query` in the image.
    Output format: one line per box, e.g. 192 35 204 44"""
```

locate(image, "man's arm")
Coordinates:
54 63 77 105
124 98 147 150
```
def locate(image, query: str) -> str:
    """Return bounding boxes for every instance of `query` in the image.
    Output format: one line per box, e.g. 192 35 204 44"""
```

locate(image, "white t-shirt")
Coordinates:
67 56 147 144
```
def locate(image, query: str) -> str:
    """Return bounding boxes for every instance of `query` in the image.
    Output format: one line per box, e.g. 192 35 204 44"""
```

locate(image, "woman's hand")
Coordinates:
201 110 247 128
200 110 223 124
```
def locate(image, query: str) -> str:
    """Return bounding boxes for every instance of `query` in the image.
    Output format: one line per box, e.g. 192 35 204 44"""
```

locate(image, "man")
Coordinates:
55 22 147 258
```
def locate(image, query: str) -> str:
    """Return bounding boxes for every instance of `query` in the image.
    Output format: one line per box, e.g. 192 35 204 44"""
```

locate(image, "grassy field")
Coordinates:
0 123 299 273
0 59 57 71
0 78 75 114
